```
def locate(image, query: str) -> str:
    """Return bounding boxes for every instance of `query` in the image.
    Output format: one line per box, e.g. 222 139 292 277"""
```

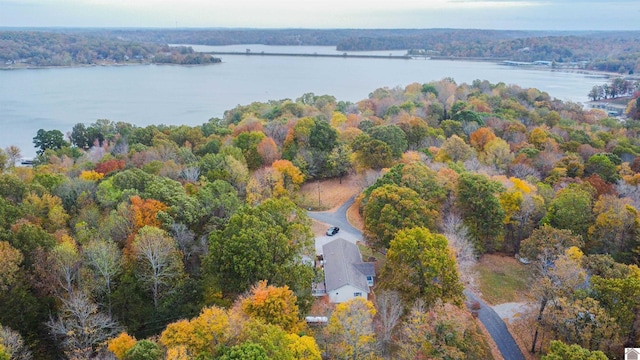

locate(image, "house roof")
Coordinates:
323 238 373 293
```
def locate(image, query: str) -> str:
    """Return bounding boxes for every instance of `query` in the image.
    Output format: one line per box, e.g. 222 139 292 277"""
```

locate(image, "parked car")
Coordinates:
326 226 340 236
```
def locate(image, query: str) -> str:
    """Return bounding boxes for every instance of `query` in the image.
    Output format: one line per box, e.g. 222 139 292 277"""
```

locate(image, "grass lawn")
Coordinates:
475 254 531 305
358 243 386 273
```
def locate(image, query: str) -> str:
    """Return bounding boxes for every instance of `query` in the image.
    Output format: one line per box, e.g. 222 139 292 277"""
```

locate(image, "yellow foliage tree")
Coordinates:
160 306 230 356
107 332 136 360
166 345 190 360
240 280 304 333
79 170 105 181
327 297 377 360
286 334 322 360
272 159 305 194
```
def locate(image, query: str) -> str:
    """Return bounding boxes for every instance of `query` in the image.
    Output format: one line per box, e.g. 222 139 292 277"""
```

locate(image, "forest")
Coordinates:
1 28 639 73
0 31 220 67
1 78 640 359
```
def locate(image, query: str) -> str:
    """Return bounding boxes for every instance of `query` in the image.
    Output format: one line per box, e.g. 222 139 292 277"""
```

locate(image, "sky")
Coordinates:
0 0 639 30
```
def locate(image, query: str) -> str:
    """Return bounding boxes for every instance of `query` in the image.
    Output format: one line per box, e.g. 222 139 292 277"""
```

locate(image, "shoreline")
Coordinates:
0 55 626 80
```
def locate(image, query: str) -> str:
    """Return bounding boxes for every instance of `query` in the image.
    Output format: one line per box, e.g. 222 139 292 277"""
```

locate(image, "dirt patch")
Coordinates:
297 174 362 211
311 219 331 237
346 202 364 232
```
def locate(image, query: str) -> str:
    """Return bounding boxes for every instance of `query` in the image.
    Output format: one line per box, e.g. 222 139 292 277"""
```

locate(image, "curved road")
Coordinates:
308 197 525 360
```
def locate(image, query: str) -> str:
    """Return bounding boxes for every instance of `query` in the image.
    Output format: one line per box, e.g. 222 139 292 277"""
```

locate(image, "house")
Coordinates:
627 348 640 360
321 238 375 303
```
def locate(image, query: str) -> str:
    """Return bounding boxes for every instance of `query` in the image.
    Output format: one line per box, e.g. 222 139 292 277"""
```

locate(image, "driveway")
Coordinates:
308 196 526 360
307 196 363 254
465 290 526 360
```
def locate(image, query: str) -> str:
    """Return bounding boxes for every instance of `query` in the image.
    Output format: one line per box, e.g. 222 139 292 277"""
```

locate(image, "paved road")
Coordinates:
309 197 525 360
465 290 525 360
307 195 360 235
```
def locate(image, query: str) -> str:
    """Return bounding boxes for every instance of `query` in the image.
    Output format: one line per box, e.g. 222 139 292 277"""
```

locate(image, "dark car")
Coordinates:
326 226 340 236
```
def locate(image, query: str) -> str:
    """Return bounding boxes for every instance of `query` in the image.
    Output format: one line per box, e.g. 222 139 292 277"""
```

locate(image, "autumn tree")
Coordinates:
0 242 23 293
327 297 377 360
520 225 583 263
541 296 620 354
499 177 545 254
108 332 137 360
381 227 463 306
469 127 497 152
239 281 304 333
435 134 475 162
588 195 639 260
131 226 184 310
160 305 230 357
529 249 588 354
256 137 281 166
398 300 491 360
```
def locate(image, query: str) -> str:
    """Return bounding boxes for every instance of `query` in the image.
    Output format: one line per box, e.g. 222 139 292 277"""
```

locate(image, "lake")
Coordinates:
0 45 610 157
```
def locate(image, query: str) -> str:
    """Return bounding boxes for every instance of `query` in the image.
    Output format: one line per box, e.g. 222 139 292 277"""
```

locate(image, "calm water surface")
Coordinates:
1 45 609 157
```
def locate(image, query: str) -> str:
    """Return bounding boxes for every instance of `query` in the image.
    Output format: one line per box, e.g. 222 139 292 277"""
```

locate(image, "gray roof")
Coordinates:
323 238 373 293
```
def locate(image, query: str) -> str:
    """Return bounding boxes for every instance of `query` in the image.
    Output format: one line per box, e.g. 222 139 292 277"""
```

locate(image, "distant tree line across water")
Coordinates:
1 28 638 73
0 31 220 67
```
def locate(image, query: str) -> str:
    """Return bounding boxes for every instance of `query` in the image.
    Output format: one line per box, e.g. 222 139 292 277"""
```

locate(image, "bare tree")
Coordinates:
84 239 122 317
132 226 184 310
529 251 587 353
50 241 82 298
375 290 404 358
442 213 478 289
4 146 21 168
47 292 121 359
180 166 201 183
0 325 32 360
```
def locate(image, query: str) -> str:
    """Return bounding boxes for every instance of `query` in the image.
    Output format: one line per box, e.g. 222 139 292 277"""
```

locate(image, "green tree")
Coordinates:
367 124 408 158
380 227 464 305
124 339 162 360
33 129 69 155
591 270 640 347
542 341 608 360
325 144 352 183
351 134 394 170
363 184 436 250
206 198 314 295
585 154 620 183
219 342 269 360
543 184 594 241
457 173 505 253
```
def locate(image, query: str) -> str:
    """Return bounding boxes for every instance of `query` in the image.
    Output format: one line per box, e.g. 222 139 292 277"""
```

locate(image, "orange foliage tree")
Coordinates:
239 280 305 333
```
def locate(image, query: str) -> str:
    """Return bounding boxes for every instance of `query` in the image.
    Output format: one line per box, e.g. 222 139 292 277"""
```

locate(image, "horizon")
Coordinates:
1 0 639 31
